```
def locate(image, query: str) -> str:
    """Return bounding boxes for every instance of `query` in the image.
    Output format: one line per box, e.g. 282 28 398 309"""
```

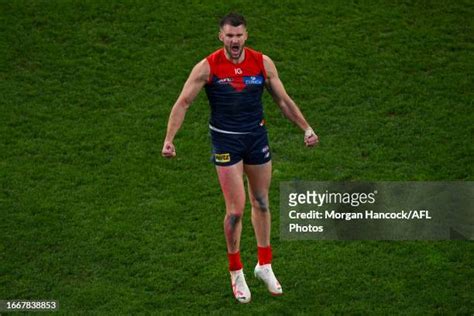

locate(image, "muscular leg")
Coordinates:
216 161 246 253
244 161 282 295
217 161 252 303
244 161 272 247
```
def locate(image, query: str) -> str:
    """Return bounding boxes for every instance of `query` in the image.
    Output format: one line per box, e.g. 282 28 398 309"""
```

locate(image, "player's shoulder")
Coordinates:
244 47 265 60
261 54 275 68
206 48 225 62
261 53 273 64
245 46 261 55
245 47 272 64
261 54 277 79
191 58 210 81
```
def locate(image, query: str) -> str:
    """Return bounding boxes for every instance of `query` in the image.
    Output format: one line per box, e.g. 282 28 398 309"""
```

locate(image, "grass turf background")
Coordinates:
1 0 473 314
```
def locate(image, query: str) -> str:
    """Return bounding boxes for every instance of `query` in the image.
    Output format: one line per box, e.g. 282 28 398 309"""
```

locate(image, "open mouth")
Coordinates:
231 45 240 54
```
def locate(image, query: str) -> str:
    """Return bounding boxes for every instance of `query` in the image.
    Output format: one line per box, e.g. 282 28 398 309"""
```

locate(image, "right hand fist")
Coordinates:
162 141 176 158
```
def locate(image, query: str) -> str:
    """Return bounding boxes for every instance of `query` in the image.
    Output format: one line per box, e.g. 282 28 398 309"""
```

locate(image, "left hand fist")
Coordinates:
304 128 319 147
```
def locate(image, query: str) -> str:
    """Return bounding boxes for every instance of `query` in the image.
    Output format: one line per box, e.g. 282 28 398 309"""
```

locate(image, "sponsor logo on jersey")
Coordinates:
217 78 233 85
215 153 231 163
244 75 264 85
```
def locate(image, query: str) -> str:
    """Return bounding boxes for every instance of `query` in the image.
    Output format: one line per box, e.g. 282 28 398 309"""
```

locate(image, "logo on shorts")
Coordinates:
215 153 231 163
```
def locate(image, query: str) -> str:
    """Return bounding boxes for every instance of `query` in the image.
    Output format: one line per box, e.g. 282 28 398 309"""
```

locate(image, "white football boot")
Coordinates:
254 263 283 295
230 269 251 303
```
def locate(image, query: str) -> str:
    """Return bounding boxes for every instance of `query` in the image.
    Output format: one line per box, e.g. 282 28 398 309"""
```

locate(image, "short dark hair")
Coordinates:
219 13 246 28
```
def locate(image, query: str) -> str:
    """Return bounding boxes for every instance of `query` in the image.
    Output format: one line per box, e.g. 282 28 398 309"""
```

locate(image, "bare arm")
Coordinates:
263 55 319 147
162 59 210 157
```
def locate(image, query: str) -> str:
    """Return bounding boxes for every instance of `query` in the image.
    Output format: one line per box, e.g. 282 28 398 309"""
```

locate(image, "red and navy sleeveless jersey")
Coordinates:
205 47 267 133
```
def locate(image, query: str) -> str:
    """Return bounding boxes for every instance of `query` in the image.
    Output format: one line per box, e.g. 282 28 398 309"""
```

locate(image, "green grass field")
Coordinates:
1 0 473 314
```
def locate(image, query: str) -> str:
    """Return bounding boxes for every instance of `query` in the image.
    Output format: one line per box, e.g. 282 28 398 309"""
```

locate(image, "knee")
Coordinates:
225 212 243 229
251 193 269 212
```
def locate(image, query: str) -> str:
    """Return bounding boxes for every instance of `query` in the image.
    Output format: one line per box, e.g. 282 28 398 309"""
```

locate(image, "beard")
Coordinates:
225 44 244 60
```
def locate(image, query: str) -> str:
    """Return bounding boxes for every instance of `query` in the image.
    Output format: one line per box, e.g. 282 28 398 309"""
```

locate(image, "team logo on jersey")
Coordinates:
215 153 231 163
244 75 263 85
234 68 243 75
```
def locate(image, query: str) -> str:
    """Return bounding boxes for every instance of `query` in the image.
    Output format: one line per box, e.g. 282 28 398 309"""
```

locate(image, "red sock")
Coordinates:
258 246 272 265
227 251 243 271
